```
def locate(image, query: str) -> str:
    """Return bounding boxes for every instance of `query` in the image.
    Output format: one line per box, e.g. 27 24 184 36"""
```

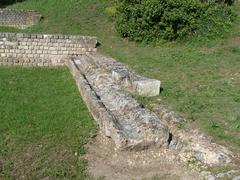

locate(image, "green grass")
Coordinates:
0 67 96 179
0 0 239 158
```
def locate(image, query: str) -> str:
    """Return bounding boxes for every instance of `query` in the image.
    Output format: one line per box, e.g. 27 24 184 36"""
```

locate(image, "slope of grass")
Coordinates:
0 0 239 153
0 67 96 179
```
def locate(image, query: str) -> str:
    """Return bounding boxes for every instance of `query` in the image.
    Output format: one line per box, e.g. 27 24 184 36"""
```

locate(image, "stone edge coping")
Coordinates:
0 32 97 41
0 8 34 12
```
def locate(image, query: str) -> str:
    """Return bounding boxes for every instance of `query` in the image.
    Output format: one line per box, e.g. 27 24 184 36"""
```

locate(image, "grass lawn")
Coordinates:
0 67 96 179
0 0 239 173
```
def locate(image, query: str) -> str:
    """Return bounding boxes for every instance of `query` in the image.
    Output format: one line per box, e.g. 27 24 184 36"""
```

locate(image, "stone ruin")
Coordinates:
0 33 237 171
67 53 233 167
0 8 41 29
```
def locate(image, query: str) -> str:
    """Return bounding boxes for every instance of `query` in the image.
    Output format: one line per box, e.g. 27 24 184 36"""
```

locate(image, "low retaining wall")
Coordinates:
0 9 41 29
0 33 97 66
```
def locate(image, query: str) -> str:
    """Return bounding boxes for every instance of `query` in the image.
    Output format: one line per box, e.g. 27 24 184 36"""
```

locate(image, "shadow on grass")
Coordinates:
0 0 25 8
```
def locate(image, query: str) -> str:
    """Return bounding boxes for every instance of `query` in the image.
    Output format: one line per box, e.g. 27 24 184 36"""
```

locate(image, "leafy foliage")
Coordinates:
0 0 25 8
115 0 235 42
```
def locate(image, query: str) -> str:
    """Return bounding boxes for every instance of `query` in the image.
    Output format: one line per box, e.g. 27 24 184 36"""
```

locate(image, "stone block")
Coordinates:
133 79 161 97
87 52 161 97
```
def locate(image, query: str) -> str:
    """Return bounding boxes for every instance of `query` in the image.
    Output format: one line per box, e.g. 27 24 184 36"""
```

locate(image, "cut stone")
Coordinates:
133 78 161 97
87 52 161 97
67 56 170 150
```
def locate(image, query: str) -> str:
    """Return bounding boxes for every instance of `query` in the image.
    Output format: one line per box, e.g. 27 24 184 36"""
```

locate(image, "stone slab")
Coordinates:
87 52 161 97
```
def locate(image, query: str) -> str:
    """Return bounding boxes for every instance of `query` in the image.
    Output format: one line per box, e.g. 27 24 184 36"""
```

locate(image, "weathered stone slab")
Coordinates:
152 105 233 166
133 78 161 97
87 53 161 97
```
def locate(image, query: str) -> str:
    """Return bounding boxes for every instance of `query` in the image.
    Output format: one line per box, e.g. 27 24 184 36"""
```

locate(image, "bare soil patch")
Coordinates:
85 133 202 180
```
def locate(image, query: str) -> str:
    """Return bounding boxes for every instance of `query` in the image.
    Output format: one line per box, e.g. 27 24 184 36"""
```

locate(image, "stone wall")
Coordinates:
0 9 41 29
0 33 97 67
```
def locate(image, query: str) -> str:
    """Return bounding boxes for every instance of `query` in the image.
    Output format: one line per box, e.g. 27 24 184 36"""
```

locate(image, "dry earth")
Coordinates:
85 133 202 180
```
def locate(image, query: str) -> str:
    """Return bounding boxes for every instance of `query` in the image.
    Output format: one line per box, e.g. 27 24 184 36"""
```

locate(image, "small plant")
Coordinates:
105 6 118 18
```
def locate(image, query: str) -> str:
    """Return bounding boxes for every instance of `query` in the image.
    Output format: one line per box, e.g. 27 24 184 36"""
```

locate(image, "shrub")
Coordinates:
115 0 235 42
0 0 25 7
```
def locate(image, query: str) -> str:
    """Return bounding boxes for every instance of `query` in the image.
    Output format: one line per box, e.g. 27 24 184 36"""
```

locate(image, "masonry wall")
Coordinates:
0 9 41 29
0 33 97 67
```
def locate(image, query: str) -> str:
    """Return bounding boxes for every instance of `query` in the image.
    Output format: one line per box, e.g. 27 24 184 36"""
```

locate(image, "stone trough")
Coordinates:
67 54 170 150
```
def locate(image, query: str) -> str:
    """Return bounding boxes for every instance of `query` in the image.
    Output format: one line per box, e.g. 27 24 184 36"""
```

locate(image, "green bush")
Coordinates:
0 0 25 7
115 0 235 42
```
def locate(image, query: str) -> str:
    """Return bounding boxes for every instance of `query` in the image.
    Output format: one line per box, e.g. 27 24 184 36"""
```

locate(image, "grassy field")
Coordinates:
0 67 96 179
0 0 239 173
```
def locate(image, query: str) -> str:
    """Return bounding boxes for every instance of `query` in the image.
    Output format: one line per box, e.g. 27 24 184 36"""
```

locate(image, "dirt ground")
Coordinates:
85 133 203 180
